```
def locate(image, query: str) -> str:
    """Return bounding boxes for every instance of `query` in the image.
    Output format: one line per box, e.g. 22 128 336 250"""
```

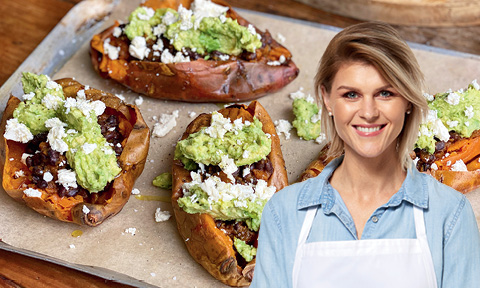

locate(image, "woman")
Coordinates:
251 22 480 288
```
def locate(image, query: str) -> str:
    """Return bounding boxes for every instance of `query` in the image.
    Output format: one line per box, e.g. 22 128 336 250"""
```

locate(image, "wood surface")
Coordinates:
295 0 480 27
0 0 479 87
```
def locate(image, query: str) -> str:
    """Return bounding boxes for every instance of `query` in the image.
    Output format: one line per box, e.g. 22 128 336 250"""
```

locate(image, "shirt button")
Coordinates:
372 216 379 223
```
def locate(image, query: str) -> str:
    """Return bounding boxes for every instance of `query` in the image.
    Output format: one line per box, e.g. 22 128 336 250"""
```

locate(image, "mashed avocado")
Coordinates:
292 98 322 140
177 176 274 231
153 172 173 189
13 72 64 134
233 238 256 262
415 83 480 153
123 3 261 56
174 112 271 169
11 72 121 193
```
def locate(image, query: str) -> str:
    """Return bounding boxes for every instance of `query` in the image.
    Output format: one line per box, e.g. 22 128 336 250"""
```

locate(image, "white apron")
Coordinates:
292 206 438 288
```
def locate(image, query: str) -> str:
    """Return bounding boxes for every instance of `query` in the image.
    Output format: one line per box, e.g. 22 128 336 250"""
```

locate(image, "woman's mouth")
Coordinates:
354 125 386 135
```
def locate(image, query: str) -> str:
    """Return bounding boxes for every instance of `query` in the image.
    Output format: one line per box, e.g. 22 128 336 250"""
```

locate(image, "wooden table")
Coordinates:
1 0 479 87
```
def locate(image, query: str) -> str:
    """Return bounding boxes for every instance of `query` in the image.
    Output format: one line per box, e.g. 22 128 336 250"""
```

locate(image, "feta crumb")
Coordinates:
125 227 136 236
24 188 42 198
129 36 150 60
82 205 90 214
113 26 122 37
4 118 33 143
431 163 438 170
43 171 53 182
22 92 35 101
69 244 76 249
103 38 121 60
243 167 250 177
150 273 156 277
137 7 155 21
451 160 468 171
465 105 474 119
21 153 32 165
289 87 315 103
153 24 167 37
446 120 458 128
14 170 25 178
152 110 179 137
446 92 460 105
131 188 140 195
42 93 63 110
277 33 286 43
56 169 78 189
155 207 171 222
163 11 178 25
135 96 144 106
315 133 327 144
472 79 480 90
188 111 197 118
82 143 97 155
115 94 125 101
274 119 292 139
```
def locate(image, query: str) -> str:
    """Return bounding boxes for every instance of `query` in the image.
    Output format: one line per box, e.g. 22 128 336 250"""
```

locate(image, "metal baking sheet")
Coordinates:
1 0 480 287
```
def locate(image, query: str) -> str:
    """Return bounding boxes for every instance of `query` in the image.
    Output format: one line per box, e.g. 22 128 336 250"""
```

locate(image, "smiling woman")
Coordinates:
251 22 480 288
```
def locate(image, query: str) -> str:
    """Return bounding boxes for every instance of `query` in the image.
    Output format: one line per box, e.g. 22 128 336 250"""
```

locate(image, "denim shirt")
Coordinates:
251 157 480 288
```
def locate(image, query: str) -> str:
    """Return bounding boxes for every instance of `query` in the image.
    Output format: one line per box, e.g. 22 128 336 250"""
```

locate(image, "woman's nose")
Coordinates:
359 97 379 120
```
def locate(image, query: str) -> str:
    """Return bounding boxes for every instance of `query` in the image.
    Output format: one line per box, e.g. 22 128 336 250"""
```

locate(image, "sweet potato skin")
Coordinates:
90 0 299 103
171 101 288 286
0 78 150 226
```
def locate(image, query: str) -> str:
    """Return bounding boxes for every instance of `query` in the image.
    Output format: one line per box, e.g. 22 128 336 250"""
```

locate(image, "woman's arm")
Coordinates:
251 200 290 287
441 197 480 287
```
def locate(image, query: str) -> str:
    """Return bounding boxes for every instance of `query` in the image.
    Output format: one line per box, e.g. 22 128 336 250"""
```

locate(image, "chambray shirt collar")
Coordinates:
297 156 429 211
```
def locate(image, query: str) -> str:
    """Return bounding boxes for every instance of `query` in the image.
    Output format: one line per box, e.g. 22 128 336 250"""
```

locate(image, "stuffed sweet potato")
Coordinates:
0 73 150 226
171 101 288 286
90 0 299 102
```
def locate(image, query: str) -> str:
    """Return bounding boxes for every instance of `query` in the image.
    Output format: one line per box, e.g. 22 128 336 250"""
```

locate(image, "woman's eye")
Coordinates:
379 90 392 97
343 92 358 99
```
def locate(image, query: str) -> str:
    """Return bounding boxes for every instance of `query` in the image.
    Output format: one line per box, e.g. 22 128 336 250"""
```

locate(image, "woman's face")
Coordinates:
322 62 410 160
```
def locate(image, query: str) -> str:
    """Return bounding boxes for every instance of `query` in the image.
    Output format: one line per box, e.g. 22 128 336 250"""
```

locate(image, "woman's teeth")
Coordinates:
356 126 381 133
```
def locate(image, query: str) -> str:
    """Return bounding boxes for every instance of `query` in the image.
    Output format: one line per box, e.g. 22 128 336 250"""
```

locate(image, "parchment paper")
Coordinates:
1 1 479 287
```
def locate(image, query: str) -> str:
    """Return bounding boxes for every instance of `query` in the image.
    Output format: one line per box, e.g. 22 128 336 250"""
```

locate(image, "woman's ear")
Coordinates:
321 85 332 114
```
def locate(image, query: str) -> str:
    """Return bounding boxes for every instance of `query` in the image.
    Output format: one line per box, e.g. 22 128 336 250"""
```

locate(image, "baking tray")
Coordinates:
1 0 480 287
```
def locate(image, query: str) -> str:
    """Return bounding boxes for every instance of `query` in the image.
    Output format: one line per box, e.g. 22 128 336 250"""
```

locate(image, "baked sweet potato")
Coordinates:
171 101 288 286
90 0 299 102
0 78 150 226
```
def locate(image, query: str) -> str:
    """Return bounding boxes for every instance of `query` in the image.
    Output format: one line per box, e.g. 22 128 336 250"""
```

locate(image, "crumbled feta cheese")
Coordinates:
82 205 90 214
113 26 122 37
131 188 140 195
42 93 63 110
155 207 171 222
137 7 155 21
22 92 35 101
151 273 156 277
465 105 474 119
277 33 286 43
163 11 178 25
188 111 197 118
135 96 144 106
267 60 281 66
14 170 25 178
446 120 458 128
153 24 167 37
152 110 179 137
45 118 68 153
4 118 33 143
431 163 438 170
178 4 194 30
103 38 121 60
152 39 164 51
289 87 315 103
115 94 125 101
472 79 480 90
24 188 42 198
69 244 76 249
46 81 61 91
161 49 174 63
43 171 53 182
129 36 150 60
82 143 97 154
219 155 238 178
446 92 461 105
218 54 230 61
274 119 292 139
451 160 468 171
192 0 229 28
315 133 327 144
242 150 250 159
125 227 136 236
56 169 77 189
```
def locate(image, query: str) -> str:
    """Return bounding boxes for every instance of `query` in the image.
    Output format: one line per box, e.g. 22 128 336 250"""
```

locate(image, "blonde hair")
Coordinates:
314 22 428 170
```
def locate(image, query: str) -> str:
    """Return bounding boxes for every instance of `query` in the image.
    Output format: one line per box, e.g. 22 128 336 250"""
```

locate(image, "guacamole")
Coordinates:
123 1 261 56
292 98 322 141
415 83 480 153
178 173 276 231
9 72 121 193
234 238 256 262
153 172 173 189
174 112 272 169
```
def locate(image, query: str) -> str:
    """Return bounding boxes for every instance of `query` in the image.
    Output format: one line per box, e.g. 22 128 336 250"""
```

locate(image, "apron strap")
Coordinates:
413 205 438 288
